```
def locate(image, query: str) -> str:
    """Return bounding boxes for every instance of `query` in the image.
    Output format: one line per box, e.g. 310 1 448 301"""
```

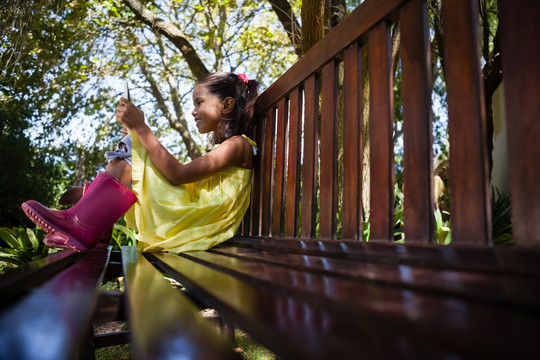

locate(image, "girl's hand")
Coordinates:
116 97 145 132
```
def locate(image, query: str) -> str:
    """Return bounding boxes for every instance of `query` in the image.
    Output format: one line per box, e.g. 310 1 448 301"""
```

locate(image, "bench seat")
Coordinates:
139 239 540 359
0 247 111 360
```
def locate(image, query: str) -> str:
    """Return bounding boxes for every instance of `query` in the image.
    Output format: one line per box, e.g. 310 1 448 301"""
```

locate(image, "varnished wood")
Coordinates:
0 249 80 309
284 87 302 237
149 248 540 359
0 247 110 360
255 0 409 114
271 98 288 237
121 247 240 360
260 107 275 236
342 42 364 240
498 0 540 246
211 244 540 309
442 0 491 245
247 106 266 236
227 236 540 277
400 0 434 243
368 21 394 242
319 61 339 239
300 75 319 239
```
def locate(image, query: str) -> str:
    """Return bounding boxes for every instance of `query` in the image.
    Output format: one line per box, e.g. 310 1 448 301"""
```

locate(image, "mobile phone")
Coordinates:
121 81 130 135
123 81 131 102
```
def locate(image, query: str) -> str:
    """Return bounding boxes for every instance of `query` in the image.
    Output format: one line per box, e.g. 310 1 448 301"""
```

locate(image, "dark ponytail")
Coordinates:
196 72 259 143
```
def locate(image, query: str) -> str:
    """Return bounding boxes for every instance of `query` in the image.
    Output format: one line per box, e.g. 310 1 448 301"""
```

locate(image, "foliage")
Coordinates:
492 187 513 245
111 217 138 250
0 227 51 270
0 97 68 227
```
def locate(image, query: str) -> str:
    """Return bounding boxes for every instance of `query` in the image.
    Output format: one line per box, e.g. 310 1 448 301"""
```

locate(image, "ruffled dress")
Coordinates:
125 133 254 253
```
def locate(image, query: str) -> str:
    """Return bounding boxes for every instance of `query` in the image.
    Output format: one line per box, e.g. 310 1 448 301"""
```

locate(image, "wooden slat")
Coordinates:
255 0 409 114
0 247 110 360
342 42 363 240
0 249 80 309
442 0 491 245
211 245 540 309
248 108 266 236
300 75 319 239
260 107 276 236
121 247 240 360
226 236 540 277
319 61 339 239
157 249 540 359
284 87 302 237
271 98 288 237
368 21 395 242
498 0 540 246
400 0 434 243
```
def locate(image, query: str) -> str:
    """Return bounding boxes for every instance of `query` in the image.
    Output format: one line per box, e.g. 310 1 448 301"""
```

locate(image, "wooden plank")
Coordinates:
256 0 409 114
0 249 80 309
284 87 302 237
0 247 110 360
498 0 540 246
260 107 276 236
248 108 266 236
271 98 288 237
155 250 540 359
121 247 240 360
368 21 395 242
210 245 540 309
400 0 434 243
226 236 540 277
442 0 491 245
300 75 319 239
342 42 363 240
319 60 339 239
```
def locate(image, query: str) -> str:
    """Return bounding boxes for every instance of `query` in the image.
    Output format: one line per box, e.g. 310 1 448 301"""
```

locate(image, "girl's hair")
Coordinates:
196 72 259 143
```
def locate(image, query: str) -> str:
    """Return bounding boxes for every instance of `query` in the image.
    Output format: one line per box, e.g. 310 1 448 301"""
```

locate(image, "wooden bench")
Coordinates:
1 0 539 358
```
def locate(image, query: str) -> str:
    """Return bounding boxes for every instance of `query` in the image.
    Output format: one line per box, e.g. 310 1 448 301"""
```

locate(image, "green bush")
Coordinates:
0 226 51 271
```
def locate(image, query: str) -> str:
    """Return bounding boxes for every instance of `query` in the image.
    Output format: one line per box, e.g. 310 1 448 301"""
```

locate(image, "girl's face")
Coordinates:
192 84 224 134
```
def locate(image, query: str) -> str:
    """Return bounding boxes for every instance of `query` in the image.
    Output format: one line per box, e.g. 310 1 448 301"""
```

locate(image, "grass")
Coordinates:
235 329 277 360
93 324 276 360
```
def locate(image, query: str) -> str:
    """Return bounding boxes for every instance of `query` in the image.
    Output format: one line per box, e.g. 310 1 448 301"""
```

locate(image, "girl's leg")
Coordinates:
106 158 132 188
21 135 137 252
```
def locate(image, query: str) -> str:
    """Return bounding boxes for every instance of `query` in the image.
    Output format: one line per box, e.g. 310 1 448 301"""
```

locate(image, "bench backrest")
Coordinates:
241 0 539 247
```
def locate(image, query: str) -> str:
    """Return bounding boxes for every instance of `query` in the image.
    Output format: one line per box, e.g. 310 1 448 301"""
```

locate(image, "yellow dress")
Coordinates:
125 133 254 253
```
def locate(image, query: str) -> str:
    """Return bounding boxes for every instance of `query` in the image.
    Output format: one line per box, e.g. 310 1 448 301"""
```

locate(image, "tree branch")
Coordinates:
267 0 303 56
122 0 209 80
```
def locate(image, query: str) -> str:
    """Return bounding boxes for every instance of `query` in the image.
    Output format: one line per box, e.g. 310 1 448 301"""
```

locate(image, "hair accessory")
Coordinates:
237 73 249 84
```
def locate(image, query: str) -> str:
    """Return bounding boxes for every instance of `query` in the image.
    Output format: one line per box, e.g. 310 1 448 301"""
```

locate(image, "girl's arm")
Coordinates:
116 98 251 185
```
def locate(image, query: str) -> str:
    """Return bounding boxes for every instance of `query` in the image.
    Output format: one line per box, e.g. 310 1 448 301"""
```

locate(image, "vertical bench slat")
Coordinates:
442 0 491 245
319 60 339 239
260 107 275 236
246 108 266 236
284 87 302 237
368 21 395 242
301 74 320 239
272 98 288 237
498 0 540 246
400 0 434 243
342 42 364 240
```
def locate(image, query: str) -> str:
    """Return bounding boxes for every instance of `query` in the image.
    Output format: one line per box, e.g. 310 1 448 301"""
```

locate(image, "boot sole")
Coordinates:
22 203 90 253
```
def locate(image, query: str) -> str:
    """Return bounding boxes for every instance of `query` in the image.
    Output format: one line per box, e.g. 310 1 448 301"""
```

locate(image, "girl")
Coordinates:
22 72 259 253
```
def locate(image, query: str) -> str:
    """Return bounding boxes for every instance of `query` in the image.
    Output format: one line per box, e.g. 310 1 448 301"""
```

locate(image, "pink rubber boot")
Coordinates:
21 172 137 253
43 182 95 248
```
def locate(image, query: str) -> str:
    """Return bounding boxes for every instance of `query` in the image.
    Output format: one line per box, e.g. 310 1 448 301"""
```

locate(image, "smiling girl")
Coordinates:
22 72 259 253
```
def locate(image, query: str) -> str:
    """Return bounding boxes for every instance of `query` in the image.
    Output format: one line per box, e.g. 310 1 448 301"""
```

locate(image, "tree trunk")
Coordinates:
301 0 325 53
